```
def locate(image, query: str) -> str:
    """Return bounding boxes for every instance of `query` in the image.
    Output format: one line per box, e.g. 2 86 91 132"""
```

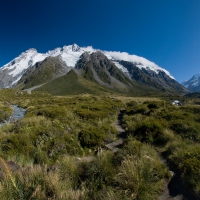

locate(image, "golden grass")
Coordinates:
0 157 16 188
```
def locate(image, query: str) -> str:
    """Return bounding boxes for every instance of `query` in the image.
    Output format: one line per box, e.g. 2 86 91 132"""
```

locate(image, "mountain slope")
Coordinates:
34 53 160 96
182 73 200 92
0 49 47 88
75 52 134 89
117 60 188 94
35 69 118 95
118 61 163 89
0 44 85 88
16 56 71 89
35 69 161 96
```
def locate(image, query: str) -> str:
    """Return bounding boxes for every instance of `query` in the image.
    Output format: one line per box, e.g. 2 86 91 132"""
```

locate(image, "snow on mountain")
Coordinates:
182 73 200 91
2 48 48 77
46 45 96 68
112 61 129 73
0 43 175 87
103 51 174 79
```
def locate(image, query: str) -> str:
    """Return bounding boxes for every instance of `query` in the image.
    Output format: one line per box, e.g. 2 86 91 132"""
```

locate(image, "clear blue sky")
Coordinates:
0 0 200 83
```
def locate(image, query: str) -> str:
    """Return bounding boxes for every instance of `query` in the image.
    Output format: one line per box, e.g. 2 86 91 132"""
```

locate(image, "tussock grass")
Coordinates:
0 89 200 199
0 157 16 188
122 99 200 197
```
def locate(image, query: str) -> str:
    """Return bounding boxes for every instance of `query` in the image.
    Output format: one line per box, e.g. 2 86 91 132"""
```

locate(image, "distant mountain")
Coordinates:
0 44 188 95
182 73 200 92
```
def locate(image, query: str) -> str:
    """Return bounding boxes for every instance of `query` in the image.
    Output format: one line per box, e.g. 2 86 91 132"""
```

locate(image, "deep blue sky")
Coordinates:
0 0 200 82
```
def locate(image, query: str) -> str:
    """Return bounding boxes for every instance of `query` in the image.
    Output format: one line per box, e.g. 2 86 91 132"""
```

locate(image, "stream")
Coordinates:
0 105 26 127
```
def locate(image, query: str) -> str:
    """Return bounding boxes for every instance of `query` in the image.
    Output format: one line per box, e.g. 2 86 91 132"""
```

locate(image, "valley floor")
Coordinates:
0 90 199 199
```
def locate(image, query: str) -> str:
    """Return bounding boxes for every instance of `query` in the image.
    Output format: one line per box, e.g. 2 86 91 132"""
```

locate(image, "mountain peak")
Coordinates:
192 72 200 79
72 43 80 52
25 48 38 54
182 72 200 92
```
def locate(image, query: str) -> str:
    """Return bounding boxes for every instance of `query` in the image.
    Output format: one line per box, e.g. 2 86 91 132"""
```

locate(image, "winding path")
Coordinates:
24 84 44 94
105 110 126 152
108 110 197 200
158 159 197 200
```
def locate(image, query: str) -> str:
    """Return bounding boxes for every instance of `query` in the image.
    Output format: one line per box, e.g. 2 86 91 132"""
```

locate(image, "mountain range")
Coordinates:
0 44 189 95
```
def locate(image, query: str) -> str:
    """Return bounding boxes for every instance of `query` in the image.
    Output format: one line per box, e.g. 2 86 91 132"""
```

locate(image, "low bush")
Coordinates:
113 138 142 166
0 105 12 123
166 142 200 197
181 158 200 188
170 120 200 142
78 126 107 148
131 118 169 145
127 104 149 115
144 100 164 109
126 100 137 108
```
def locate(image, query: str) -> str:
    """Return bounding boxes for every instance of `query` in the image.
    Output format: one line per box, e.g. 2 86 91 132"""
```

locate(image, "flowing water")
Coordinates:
0 105 26 127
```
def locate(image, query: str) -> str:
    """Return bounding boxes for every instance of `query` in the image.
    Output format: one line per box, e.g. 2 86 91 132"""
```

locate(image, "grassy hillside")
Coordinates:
35 69 159 96
35 69 120 95
17 57 70 89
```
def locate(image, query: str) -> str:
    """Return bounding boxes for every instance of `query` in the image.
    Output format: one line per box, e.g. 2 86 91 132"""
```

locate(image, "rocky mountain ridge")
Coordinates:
0 44 188 94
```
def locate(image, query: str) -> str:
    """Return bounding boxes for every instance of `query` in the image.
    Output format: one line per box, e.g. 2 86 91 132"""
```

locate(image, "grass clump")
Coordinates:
113 138 168 199
0 104 12 123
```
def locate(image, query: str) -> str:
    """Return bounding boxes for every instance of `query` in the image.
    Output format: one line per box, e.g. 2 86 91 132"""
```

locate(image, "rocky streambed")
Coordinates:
0 105 26 127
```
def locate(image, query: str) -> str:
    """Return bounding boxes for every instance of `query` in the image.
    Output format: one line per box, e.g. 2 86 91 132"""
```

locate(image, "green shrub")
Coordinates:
170 120 188 134
78 127 107 148
170 120 200 141
126 100 137 114
126 100 137 107
1 133 35 157
165 140 200 196
132 119 168 145
113 139 142 166
144 101 163 109
0 105 12 123
160 110 187 121
181 158 200 187
127 105 149 115
33 106 67 120
78 151 116 199
76 108 107 119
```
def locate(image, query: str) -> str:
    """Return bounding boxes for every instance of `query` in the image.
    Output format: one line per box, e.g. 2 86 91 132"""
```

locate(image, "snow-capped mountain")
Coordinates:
0 44 171 86
182 73 200 92
0 44 187 94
